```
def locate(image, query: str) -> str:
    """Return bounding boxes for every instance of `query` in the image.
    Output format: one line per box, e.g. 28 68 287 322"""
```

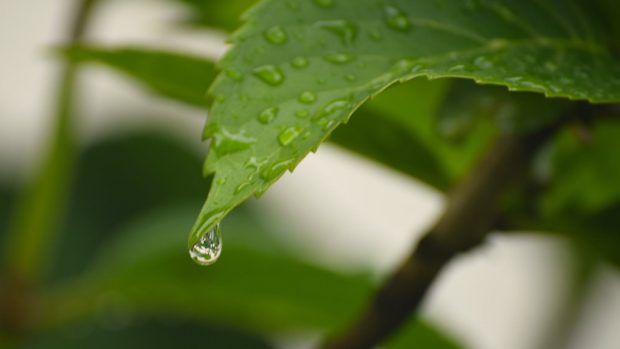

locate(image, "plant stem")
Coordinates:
322 127 559 349
0 0 99 335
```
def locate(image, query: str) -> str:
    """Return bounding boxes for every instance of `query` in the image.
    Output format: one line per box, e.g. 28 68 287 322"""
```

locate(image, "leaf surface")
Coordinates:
193 0 620 244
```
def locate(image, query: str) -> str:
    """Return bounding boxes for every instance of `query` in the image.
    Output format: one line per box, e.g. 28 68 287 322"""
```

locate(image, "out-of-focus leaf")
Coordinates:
22 316 272 349
170 0 257 31
61 46 216 107
386 319 462 349
43 205 463 348
437 79 571 138
543 118 620 216
49 131 209 283
330 105 451 190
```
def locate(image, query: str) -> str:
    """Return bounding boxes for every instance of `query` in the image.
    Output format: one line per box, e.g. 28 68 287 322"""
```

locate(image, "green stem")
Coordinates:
0 0 99 336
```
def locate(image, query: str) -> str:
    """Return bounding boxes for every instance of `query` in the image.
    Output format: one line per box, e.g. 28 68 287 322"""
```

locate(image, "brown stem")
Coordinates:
322 127 558 349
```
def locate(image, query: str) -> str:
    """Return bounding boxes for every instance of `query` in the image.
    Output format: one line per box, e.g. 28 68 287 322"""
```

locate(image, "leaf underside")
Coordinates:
191 0 620 244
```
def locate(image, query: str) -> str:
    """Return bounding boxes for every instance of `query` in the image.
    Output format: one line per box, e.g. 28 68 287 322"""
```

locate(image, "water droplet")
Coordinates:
258 106 279 124
315 98 351 119
291 56 309 69
384 5 410 31
216 178 226 185
473 56 493 69
253 65 285 85
225 69 243 81
323 52 355 64
345 73 357 81
279 126 302 146
211 127 256 155
296 109 309 118
260 159 294 181
190 224 222 266
313 0 333 7
315 19 358 44
369 29 382 40
298 91 317 104
263 25 288 45
235 181 252 194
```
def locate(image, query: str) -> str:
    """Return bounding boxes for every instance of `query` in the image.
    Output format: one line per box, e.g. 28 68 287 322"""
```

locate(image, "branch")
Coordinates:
322 126 559 349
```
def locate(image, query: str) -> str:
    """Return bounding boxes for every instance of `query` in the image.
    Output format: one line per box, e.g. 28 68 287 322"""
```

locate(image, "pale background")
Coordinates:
1 1 619 348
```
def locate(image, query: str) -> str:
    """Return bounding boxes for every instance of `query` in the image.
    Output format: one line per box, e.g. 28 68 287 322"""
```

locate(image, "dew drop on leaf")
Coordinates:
384 5 410 31
345 73 357 81
253 65 285 85
315 19 358 44
291 56 309 69
190 224 222 266
212 127 256 155
225 68 243 81
279 126 302 145
298 91 317 104
295 109 309 118
258 106 279 124
263 25 288 44
323 52 355 64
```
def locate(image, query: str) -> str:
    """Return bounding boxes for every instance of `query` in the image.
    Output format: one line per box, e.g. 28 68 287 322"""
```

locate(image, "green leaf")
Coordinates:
61 46 216 107
170 0 258 31
194 0 620 242
22 316 273 349
543 118 620 216
43 205 462 349
437 79 571 137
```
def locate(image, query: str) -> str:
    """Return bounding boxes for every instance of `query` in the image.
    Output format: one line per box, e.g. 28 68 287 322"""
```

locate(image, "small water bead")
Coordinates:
263 25 288 44
384 5 410 31
345 73 357 81
279 126 302 146
313 0 333 7
212 127 256 155
473 56 493 69
235 181 252 194
315 98 351 119
258 106 279 124
323 52 355 64
296 110 309 118
315 19 358 44
298 91 317 104
216 178 227 185
369 29 382 40
291 56 309 69
225 69 243 81
190 224 222 266
260 159 294 181
253 65 285 85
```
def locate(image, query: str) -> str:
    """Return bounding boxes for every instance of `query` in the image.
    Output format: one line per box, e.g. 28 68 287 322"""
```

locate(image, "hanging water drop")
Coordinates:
190 224 222 266
263 25 288 44
384 5 410 31
253 65 285 85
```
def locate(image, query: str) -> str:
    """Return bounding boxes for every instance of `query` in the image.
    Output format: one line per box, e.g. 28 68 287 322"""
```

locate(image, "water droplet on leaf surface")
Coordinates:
258 106 279 124
279 126 302 145
323 52 355 64
315 19 358 44
291 57 309 69
253 65 285 85
384 5 410 31
190 224 222 266
298 91 317 104
263 26 288 44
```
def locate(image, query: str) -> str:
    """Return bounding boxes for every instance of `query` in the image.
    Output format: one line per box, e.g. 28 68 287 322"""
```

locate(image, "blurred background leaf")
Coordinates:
61 47 217 107
169 0 258 31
